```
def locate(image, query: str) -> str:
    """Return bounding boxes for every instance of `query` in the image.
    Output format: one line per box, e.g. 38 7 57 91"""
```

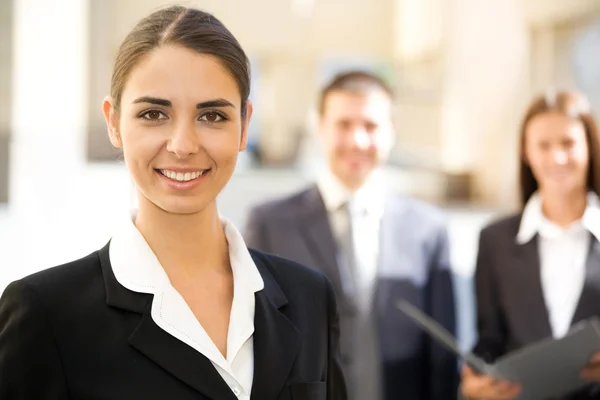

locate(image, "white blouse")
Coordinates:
516 192 600 338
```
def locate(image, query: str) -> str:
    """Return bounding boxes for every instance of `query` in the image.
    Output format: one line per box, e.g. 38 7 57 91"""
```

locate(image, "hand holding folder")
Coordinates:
461 364 521 400
581 352 600 382
396 300 600 400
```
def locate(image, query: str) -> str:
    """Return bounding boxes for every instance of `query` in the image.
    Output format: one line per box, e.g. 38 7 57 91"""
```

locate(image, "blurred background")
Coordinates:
1 0 600 350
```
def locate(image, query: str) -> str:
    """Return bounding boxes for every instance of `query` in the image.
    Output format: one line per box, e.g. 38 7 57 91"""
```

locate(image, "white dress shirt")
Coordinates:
317 169 385 304
516 191 600 338
109 212 264 399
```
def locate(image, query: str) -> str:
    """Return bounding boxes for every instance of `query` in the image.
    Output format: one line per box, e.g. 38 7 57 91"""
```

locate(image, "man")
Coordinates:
244 71 458 400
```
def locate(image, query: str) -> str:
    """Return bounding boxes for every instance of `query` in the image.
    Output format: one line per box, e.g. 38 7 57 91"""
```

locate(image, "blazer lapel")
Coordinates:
571 238 600 325
99 242 238 400
298 186 356 312
129 312 238 400
250 254 301 400
510 236 553 340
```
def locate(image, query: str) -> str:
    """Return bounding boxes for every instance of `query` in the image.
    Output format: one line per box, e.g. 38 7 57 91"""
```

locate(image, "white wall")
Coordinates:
524 0 600 26
108 0 395 57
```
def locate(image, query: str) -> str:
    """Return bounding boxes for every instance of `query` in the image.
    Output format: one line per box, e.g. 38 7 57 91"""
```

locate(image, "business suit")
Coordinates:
474 214 600 399
0 242 347 400
244 184 459 400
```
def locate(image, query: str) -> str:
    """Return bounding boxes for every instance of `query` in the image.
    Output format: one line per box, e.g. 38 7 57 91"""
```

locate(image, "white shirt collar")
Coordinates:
516 191 600 244
316 168 386 218
109 211 264 294
108 211 264 386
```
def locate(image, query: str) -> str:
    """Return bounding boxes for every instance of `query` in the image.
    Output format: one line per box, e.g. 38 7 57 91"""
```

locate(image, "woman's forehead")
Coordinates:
121 45 241 107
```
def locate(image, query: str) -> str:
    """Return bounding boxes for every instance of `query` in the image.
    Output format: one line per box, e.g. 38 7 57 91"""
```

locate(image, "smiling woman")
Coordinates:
0 6 347 400
461 91 600 400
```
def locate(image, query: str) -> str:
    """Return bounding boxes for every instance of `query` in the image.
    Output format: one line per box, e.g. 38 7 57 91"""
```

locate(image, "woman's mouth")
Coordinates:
156 169 210 182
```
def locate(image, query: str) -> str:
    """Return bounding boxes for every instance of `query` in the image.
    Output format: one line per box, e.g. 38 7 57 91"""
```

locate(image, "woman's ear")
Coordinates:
239 100 253 151
103 96 122 148
521 150 529 166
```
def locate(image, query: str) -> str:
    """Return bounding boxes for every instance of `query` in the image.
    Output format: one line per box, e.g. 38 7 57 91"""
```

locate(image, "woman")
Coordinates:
461 90 600 400
0 6 346 400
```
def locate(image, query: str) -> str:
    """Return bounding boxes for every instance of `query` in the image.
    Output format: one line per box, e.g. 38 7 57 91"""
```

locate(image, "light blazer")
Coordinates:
474 214 600 399
0 242 347 400
244 185 459 400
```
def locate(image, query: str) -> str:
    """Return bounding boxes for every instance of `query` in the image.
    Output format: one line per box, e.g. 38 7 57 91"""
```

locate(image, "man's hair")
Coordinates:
318 70 393 115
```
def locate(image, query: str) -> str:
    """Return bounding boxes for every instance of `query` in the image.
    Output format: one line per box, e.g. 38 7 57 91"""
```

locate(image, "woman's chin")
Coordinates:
541 180 585 196
150 197 213 216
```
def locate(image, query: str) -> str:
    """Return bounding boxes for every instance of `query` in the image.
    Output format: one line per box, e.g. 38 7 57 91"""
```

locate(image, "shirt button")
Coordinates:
232 387 241 396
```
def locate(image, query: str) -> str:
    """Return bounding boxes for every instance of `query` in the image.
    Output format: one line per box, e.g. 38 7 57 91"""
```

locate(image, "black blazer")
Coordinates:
245 185 459 400
0 242 347 400
473 214 600 399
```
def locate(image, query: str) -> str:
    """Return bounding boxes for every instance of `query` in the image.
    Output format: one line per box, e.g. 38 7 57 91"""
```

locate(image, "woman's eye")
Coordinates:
200 112 224 123
539 142 550 151
141 110 167 121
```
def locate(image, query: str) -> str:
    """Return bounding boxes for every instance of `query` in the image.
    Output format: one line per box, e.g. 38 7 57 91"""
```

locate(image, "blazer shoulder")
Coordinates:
9 250 103 304
480 212 522 241
249 248 329 293
395 195 448 228
248 185 317 220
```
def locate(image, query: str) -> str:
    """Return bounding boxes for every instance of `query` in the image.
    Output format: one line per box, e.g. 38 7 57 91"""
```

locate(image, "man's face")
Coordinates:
318 89 394 190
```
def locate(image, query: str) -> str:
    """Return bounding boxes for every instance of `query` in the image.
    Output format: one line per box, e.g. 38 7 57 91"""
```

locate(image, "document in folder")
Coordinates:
396 300 600 400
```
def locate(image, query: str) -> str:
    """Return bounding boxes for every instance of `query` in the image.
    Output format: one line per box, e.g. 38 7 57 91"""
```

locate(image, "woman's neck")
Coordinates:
134 197 230 279
540 189 588 228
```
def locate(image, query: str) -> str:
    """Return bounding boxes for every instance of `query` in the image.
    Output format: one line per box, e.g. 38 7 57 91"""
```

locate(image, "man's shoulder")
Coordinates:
249 248 329 294
248 185 319 220
391 194 447 227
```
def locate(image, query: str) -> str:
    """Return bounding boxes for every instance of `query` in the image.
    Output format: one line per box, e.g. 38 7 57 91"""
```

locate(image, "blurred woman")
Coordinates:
0 6 346 400
461 90 600 400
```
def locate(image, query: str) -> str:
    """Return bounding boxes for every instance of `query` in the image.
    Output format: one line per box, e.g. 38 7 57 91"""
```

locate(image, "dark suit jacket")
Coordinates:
473 214 600 399
244 185 459 400
0 242 347 400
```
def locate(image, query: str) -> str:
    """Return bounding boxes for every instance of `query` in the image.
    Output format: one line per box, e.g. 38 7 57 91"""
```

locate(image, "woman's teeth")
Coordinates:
159 169 207 182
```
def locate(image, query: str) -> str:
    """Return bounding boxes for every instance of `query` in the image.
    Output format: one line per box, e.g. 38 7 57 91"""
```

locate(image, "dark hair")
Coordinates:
519 90 600 207
110 6 250 118
318 70 393 115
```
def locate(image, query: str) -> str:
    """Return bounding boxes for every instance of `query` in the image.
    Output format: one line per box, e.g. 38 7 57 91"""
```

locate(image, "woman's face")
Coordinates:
103 45 252 215
524 111 589 198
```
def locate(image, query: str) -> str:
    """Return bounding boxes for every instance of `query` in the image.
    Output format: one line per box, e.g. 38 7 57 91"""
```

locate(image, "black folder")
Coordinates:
397 300 600 399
